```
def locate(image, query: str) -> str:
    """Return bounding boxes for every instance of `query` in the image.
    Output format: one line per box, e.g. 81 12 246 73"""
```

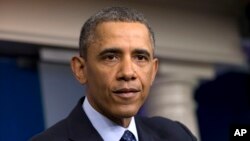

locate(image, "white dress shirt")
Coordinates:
83 98 139 141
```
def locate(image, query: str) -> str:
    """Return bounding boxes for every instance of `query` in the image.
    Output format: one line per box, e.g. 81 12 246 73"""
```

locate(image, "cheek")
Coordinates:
87 66 114 90
139 67 155 85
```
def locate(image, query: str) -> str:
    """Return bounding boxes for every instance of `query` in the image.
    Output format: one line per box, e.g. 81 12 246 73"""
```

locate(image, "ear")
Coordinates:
151 58 159 85
71 56 87 84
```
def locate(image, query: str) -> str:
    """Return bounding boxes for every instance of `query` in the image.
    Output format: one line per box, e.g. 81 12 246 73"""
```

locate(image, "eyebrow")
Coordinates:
132 49 151 58
98 48 122 57
98 48 151 58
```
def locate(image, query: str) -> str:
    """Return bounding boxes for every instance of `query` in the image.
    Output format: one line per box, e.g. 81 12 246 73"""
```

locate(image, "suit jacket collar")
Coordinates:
66 97 103 141
65 97 158 141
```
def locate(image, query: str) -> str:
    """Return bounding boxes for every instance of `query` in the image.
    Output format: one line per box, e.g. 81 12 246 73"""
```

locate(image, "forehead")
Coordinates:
96 21 149 40
92 21 153 52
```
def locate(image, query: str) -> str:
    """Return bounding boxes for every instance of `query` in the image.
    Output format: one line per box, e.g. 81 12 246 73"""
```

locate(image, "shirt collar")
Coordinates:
83 97 139 141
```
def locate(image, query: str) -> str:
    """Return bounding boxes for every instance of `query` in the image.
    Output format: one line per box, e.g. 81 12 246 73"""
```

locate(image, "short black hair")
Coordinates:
79 7 155 59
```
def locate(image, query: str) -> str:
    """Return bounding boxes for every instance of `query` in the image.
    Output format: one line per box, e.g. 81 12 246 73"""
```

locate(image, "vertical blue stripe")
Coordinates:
0 57 44 141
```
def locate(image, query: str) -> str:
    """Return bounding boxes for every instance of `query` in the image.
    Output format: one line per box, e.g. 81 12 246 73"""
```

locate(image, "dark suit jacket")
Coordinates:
30 97 197 141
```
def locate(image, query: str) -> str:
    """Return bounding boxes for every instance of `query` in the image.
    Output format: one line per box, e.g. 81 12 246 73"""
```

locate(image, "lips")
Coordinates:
112 88 140 98
113 88 140 94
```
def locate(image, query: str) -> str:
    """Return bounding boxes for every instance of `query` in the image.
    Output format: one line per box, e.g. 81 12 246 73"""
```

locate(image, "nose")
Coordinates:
117 57 137 81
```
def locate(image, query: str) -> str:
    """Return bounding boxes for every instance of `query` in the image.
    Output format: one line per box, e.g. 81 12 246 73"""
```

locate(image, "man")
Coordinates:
31 7 197 141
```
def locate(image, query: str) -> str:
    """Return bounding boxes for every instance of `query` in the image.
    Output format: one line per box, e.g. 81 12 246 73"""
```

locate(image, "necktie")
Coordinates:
120 130 136 141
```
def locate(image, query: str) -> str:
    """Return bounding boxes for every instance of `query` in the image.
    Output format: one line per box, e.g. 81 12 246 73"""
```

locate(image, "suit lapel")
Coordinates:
135 117 159 141
66 97 103 141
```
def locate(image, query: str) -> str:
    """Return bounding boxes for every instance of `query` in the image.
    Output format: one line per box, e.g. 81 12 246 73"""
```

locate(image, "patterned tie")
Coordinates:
119 130 136 141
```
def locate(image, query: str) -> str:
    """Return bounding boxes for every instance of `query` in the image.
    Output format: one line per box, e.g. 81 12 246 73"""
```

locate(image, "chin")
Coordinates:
116 106 140 118
120 112 136 118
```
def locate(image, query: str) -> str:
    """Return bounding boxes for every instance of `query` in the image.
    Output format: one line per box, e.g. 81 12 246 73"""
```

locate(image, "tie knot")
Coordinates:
120 130 136 141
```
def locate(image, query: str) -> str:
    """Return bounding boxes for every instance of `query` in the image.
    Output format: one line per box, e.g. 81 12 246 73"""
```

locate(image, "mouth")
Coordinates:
112 88 140 98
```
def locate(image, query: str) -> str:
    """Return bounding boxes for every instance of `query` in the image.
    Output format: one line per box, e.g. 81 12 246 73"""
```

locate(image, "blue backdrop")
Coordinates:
0 57 44 141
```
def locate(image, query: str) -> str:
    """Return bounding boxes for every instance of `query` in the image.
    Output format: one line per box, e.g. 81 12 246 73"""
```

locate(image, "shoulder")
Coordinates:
136 116 197 141
29 119 69 141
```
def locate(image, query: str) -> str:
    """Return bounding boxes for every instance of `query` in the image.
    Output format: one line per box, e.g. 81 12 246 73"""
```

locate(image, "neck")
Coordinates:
111 117 132 128
86 96 133 128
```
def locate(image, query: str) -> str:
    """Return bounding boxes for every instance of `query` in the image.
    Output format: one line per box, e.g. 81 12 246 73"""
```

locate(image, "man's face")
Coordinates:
73 21 158 125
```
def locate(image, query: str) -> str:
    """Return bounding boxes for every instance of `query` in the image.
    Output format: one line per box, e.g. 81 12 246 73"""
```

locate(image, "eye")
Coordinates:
102 54 118 61
134 54 148 61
